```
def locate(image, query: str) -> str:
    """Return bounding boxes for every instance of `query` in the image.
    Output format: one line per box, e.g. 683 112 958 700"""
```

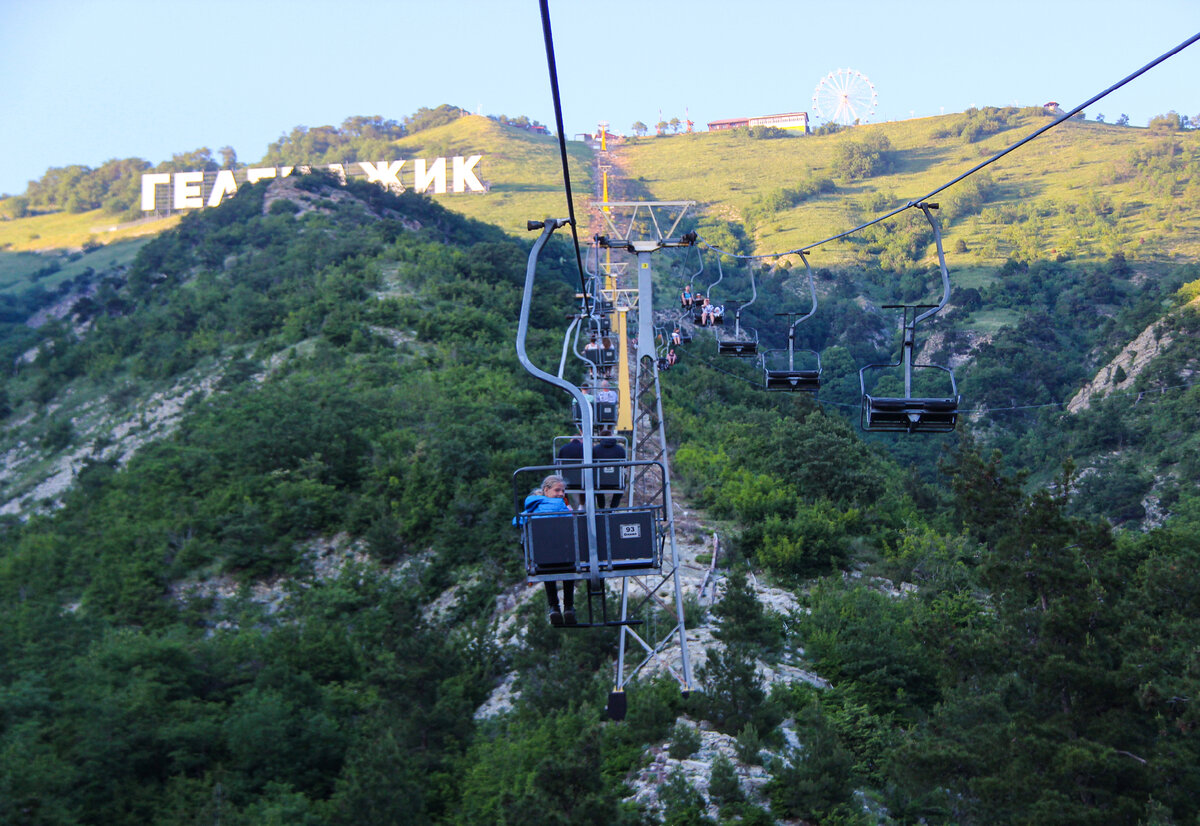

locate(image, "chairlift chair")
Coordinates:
669 313 692 345
678 242 705 310
575 315 618 387
763 251 821 391
572 397 619 426
716 318 758 356
513 461 666 613
859 203 961 432
689 248 723 323
714 264 758 357
582 331 618 370
553 435 628 496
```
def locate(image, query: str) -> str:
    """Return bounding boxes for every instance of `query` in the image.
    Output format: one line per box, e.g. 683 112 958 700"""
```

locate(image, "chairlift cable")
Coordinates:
539 0 590 313
984 378 1200 413
697 29 1200 262
687 345 1200 414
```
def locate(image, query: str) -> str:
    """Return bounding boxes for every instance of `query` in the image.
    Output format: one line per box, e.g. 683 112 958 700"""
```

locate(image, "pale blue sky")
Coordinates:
1 0 1198 196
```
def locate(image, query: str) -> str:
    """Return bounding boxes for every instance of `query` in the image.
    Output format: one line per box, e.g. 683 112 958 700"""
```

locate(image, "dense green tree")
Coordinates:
833 133 893 181
711 567 778 650
765 703 864 824
696 648 778 735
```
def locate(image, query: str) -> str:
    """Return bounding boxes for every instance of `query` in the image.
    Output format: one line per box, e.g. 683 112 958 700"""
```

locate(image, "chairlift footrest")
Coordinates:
563 619 644 629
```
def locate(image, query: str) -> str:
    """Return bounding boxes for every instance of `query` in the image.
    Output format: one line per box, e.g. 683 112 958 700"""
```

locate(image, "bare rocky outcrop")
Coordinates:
0 370 223 517
261 175 424 231
1068 318 1177 414
629 721 774 820
917 328 993 370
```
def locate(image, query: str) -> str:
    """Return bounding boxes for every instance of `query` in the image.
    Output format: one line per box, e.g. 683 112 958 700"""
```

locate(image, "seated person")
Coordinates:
514 474 577 626
681 286 693 307
667 348 678 366
593 429 627 509
556 433 584 507
596 380 618 404
711 304 725 323
671 328 682 346
557 434 584 461
701 304 715 326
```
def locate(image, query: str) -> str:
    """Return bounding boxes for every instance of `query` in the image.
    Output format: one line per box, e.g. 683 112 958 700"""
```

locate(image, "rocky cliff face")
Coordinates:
1067 318 1177 414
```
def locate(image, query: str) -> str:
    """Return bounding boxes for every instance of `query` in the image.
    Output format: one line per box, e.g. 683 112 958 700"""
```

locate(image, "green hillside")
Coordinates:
5 108 1198 271
1 110 1199 825
394 114 594 233
0 112 588 266
614 109 1200 267
0 209 178 254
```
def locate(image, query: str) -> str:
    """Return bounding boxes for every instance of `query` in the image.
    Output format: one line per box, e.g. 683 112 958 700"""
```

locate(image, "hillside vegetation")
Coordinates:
6 107 1198 270
615 108 1200 267
389 115 594 233
0 211 178 255
0 108 1199 825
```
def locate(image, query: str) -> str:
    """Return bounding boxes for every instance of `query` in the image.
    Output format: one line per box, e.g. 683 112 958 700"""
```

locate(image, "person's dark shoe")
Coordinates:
563 607 577 626
547 606 564 627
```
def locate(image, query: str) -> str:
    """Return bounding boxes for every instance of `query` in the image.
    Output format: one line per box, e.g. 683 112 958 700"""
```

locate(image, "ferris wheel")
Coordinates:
812 68 878 125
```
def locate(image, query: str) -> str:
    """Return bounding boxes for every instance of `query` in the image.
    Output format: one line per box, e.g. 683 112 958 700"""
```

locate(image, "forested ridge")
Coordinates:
0 107 471 221
1 166 1199 825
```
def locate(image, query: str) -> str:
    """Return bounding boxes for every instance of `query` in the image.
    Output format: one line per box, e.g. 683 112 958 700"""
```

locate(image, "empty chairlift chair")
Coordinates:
763 251 821 392
859 203 961 433
714 261 758 357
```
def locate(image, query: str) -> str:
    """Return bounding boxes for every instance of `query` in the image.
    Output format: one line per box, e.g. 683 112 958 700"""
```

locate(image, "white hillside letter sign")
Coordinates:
452 155 484 192
141 173 171 210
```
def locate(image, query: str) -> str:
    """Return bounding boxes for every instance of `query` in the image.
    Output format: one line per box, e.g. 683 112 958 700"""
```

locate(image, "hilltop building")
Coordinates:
707 117 750 131
707 111 809 133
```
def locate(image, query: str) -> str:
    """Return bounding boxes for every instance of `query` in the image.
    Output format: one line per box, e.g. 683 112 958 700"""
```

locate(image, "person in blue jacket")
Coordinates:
515 474 577 626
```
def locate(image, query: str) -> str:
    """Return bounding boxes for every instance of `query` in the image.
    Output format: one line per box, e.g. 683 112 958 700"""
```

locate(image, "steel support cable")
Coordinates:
699 29 1200 263
538 0 590 313
687 350 1200 414
978 378 1200 414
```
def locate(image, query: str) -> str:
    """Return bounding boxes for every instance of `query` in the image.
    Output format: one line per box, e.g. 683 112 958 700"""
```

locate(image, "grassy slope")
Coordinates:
0 208 179 253
391 114 594 234
615 112 1200 267
0 209 178 296
0 238 153 298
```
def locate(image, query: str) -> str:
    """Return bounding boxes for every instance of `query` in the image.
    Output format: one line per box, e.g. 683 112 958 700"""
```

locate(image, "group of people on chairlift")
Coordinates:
681 285 723 326
580 380 618 405
583 335 616 378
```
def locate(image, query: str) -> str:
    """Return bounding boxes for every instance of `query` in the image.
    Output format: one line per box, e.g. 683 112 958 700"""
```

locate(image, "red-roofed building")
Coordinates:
707 117 750 131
